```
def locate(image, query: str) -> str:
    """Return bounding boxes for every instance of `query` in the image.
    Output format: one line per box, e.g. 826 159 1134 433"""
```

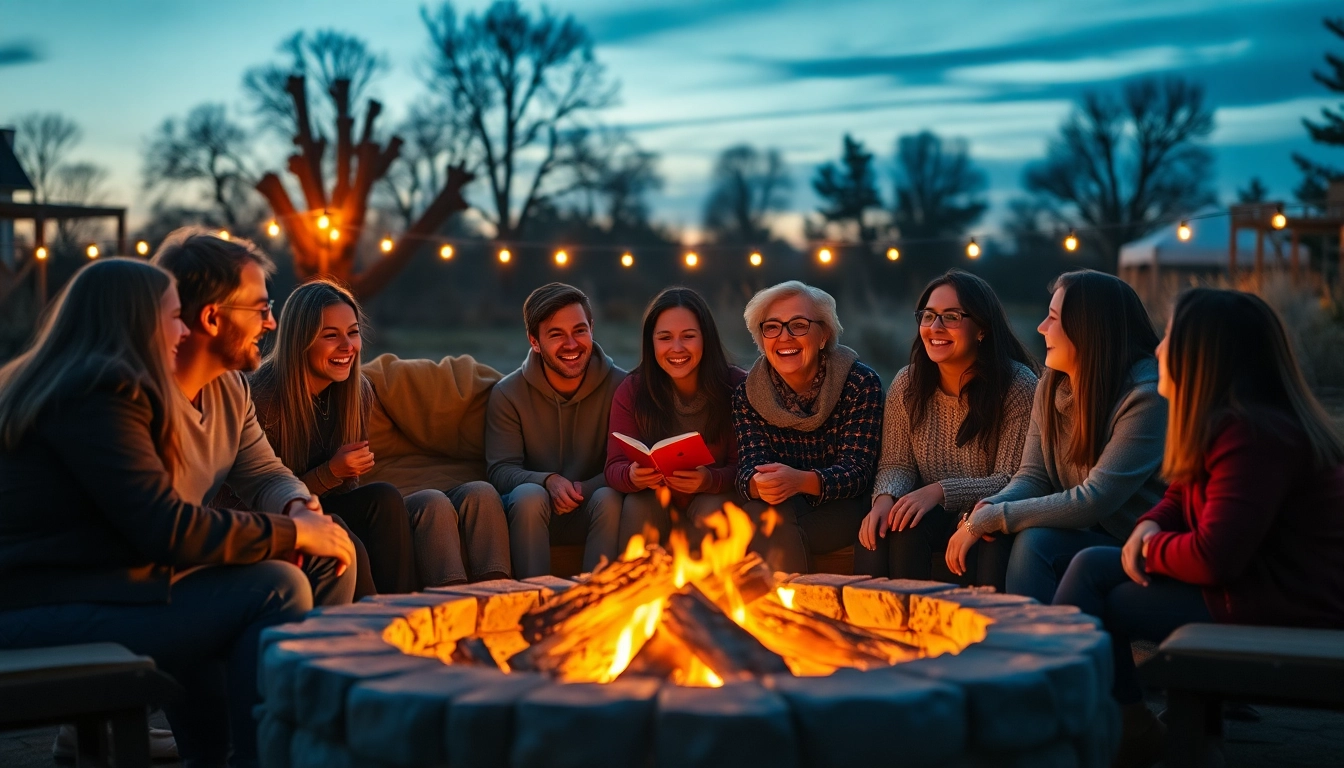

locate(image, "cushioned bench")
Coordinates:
0 643 179 767
1140 623 1344 767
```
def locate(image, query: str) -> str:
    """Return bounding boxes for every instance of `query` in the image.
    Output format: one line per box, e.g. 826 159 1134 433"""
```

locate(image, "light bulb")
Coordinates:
380 236 394 253
218 230 231 241
136 240 150 256
1177 221 1192 241
1272 211 1287 230
317 214 330 230
621 252 634 267
86 244 99 259
329 229 340 242
886 247 900 261
749 251 763 266
440 245 454 260
267 220 280 237
554 250 568 266
35 246 47 261
818 247 833 264
498 249 512 263
966 238 980 259
684 252 698 268
1064 232 1078 252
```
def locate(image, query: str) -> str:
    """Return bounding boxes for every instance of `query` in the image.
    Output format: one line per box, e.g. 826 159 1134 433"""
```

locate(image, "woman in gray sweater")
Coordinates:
950 270 1167 603
856 270 1038 590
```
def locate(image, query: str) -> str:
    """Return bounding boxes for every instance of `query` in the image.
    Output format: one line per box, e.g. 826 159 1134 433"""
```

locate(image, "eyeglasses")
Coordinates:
915 309 970 328
219 300 275 321
760 317 817 339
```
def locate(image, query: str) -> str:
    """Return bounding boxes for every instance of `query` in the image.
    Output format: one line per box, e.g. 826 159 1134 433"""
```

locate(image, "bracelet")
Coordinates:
961 511 975 536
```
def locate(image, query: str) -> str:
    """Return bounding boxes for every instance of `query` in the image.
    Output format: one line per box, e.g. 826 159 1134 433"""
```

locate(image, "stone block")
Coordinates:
429 581 542 632
949 740 1080 768
346 666 501 767
289 728 352 768
257 710 293 768
1073 697 1121 768
260 619 382 659
294 653 442 741
769 667 966 768
262 635 399 722
842 579 957 631
445 672 548 768
980 622 1114 694
655 682 798 768
907 591 1033 640
894 647 1066 751
512 678 662 768
783 574 872 620
976 604 1100 627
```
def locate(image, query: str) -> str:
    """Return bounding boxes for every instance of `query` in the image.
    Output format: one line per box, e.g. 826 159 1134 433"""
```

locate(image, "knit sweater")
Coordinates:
733 345 884 506
874 361 1037 515
970 357 1168 540
251 375 367 497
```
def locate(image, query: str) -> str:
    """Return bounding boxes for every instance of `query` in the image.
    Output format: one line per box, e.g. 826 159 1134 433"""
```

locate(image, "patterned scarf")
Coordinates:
768 352 829 417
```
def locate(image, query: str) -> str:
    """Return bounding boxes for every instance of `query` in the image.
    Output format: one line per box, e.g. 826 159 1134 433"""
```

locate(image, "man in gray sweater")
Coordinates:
486 283 626 577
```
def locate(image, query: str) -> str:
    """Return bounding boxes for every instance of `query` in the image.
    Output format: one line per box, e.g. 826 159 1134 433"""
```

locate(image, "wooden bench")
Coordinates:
0 643 180 767
1140 623 1344 768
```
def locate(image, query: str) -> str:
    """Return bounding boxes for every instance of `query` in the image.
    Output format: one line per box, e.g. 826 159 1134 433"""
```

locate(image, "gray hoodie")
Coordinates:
485 343 627 497
970 357 1168 541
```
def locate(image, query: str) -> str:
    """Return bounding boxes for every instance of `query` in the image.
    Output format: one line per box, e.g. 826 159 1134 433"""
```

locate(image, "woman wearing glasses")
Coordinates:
950 270 1168 603
856 270 1038 590
733 281 884 573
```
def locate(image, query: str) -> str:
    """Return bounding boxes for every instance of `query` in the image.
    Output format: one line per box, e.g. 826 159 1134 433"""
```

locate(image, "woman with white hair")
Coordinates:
733 281 884 572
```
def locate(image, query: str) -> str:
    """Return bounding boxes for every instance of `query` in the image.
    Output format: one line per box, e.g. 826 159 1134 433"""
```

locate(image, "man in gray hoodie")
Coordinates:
486 283 627 577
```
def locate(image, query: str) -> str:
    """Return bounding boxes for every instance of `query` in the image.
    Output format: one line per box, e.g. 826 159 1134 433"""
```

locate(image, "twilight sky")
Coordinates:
1 0 1340 242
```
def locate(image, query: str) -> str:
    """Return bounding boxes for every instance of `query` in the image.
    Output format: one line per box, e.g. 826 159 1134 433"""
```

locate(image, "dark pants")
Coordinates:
741 495 868 574
322 482 417 594
0 561 312 768
852 505 1015 592
503 483 622 578
1006 526 1123 603
1054 546 1211 704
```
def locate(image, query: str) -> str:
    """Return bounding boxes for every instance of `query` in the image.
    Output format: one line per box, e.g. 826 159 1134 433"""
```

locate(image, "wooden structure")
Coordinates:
1230 184 1344 283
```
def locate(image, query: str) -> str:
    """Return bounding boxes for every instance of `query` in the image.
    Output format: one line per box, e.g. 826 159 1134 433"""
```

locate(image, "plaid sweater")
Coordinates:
733 346 884 506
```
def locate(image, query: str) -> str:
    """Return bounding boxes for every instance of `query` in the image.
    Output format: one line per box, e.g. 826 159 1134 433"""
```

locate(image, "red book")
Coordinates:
611 431 716 475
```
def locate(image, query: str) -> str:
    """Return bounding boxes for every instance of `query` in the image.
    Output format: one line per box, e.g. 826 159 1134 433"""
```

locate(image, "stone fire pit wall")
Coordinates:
256 576 1120 768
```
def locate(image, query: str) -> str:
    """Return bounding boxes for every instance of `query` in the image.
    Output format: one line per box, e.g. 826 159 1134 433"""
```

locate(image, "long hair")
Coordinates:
1163 288 1344 483
633 287 735 444
0 258 183 476
252 279 369 473
905 269 1039 458
1043 270 1160 469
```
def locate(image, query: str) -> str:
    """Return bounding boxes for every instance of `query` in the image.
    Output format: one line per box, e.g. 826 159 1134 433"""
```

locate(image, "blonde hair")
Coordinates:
743 280 843 352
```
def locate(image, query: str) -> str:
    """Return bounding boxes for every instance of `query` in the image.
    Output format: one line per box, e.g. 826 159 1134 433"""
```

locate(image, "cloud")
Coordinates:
584 0 795 45
0 40 41 68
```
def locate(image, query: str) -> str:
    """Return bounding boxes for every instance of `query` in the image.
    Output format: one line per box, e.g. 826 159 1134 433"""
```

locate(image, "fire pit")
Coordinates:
256 506 1119 768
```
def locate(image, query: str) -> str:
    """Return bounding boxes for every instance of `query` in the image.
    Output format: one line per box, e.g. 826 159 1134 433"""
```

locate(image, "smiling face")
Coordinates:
762 293 826 387
305 301 361 393
1038 286 1078 377
159 282 190 373
217 262 276 372
529 302 594 386
652 306 704 386
919 284 981 373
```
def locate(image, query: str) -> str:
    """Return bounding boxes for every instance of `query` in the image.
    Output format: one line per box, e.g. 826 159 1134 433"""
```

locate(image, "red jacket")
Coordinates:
605 367 747 507
1140 408 1344 627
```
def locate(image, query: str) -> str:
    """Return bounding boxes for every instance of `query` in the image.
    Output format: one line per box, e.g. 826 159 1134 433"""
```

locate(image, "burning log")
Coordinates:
520 549 675 643
745 599 922 674
661 586 788 682
694 552 776 610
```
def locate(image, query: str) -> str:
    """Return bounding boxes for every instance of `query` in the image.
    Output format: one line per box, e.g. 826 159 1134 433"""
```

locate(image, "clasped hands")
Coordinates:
627 462 713 496
859 482 944 550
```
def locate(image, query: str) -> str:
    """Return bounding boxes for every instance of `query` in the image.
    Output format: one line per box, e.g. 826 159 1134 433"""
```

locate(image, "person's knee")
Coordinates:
506 483 551 529
455 481 506 520
365 482 407 515
408 489 458 528
589 487 623 527
252 560 314 616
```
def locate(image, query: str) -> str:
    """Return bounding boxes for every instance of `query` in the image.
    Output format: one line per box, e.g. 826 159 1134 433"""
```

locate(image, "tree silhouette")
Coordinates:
377 99 474 229
1024 76 1215 273
891 130 987 240
703 144 791 244
142 103 256 228
1237 177 1270 204
812 134 882 243
11 112 79 204
1293 17 1344 209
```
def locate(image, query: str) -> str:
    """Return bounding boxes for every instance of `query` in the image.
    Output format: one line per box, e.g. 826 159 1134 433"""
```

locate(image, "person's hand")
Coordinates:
888 483 944 532
329 441 375 479
291 504 355 576
859 495 896 550
665 466 712 495
752 463 809 505
628 463 665 491
1122 520 1162 586
545 474 584 514
945 521 980 577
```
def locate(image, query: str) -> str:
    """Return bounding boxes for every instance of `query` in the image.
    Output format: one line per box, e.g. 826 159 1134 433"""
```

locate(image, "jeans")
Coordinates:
503 483 622 577
1005 526 1122 602
741 495 869 574
405 483 512 585
322 482 417 594
617 489 744 553
1054 546 1211 704
852 505 1015 592
0 561 312 768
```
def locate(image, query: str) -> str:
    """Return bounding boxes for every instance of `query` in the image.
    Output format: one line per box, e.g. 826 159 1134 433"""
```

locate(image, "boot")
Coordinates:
1113 702 1165 768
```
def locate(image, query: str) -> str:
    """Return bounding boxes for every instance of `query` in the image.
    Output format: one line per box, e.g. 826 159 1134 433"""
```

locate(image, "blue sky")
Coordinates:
1 0 1340 242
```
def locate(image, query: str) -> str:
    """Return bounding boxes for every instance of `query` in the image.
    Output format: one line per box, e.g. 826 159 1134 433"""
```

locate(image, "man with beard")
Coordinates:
153 227 357 605
486 283 626 577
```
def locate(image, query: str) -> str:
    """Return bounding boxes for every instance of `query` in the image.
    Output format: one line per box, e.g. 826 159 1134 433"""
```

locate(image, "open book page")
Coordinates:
612 431 715 475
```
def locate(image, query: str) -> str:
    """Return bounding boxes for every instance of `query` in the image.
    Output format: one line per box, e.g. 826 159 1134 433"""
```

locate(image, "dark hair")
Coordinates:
906 269 1039 458
523 282 593 340
1045 270 1159 469
152 226 275 330
633 288 735 444
1163 288 1344 483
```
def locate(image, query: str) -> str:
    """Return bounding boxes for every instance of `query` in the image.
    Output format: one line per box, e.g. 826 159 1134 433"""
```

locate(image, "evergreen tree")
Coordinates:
1293 17 1344 209
812 134 883 243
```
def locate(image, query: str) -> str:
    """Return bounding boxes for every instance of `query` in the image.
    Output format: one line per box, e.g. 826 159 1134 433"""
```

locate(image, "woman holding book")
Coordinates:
950 270 1168 603
0 259 353 768
606 287 747 550
733 281 884 573
1055 288 1344 767
855 270 1038 590
252 280 509 592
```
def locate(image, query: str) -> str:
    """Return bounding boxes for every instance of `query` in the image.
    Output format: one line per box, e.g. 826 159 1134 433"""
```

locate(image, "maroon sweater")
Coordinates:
1140 409 1344 627
605 368 747 507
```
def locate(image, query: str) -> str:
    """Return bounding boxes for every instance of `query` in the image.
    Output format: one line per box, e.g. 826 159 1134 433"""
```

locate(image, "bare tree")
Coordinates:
813 134 883 244
49 162 109 252
11 112 80 203
891 131 987 240
422 1 619 239
553 128 662 230
377 99 474 228
142 103 256 227
1025 77 1215 273
703 144 791 244
244 30 390 138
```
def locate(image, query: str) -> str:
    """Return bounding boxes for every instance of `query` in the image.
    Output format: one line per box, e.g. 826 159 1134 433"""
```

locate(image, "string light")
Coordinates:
317 213 330 230
621 252 634 268
1177 221 1192 241
136 240 150 256
498 248 512 264
1064 231 1078 252
218 230 231 241
749 251 763 266
439 245 454 260
1272 206 1287 230
966 238 980 259
86 244 99 259
554 249 569 266
886 247 900 261
380 236 394 253
818 247 833 264
329 229 340 242
684 252 699 268
267 220 280 237
35 246 47 261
